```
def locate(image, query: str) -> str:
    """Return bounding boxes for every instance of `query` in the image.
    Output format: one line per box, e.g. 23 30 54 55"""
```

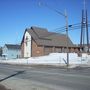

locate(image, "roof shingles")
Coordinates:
26 26 75 47
5 44 21 50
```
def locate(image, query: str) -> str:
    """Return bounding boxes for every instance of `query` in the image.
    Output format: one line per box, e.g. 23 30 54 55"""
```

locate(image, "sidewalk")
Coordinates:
0 74 53 90
0 75 67 90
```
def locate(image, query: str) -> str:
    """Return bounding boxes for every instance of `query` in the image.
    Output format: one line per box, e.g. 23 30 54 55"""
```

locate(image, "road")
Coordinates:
0 64 90 90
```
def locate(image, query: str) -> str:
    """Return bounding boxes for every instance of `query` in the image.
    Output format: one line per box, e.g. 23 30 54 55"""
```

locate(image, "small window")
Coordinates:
26 36 28 46
26 36 28 41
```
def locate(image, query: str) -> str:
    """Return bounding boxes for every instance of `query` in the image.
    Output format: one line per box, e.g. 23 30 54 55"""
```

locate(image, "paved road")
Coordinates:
0 64 90 90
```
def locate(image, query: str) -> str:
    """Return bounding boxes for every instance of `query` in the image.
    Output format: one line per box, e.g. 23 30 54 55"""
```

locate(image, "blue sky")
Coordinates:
0 0 90 46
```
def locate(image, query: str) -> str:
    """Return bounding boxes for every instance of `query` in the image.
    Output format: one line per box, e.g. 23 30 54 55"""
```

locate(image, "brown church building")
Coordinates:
21 26 80 58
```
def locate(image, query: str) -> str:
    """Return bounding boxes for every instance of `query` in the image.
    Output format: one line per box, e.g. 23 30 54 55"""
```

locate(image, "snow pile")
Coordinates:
0 53 89 65
87 55 90 65
28 53 86 64
0 59 28 64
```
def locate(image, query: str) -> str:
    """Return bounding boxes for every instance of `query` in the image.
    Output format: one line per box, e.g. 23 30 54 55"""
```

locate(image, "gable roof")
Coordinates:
5 44 21 50
23 26 76 47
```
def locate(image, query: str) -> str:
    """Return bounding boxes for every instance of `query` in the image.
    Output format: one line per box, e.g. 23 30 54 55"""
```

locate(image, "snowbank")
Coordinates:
0 53 89 65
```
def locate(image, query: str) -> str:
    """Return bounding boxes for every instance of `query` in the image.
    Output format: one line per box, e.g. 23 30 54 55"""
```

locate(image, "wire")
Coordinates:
38 1 66 17
16 22 90 44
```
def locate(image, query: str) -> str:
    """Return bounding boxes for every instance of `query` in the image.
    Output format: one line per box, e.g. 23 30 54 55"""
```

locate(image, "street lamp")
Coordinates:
39 2 69 67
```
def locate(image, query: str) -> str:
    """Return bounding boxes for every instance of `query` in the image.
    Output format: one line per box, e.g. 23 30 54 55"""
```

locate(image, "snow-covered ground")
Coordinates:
0 53 90 65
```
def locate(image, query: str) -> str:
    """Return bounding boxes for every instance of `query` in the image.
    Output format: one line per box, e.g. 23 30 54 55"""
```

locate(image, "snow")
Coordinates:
0 53 90 65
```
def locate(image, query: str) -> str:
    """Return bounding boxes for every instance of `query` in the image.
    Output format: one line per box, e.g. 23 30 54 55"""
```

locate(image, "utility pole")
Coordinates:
39 2 69 67
65 10 69 67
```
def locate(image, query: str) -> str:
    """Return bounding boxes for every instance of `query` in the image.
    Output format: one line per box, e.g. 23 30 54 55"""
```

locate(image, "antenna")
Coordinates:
83 0 86 10
80 0 89 53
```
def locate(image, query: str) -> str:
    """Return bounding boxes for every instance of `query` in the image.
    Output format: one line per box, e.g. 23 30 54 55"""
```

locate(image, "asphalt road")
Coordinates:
0 64 90 90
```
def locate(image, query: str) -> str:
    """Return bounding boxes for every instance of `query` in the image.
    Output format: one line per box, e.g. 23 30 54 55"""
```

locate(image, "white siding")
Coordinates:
2 45 8 58
24 31 31 57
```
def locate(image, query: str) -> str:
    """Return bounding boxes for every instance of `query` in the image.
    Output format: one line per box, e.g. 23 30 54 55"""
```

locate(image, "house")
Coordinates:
2 44 21 59
21 26 80 58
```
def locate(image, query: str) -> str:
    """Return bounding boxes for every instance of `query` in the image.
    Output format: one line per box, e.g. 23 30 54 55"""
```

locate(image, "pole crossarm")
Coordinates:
39 2 66 17
39 2 69 67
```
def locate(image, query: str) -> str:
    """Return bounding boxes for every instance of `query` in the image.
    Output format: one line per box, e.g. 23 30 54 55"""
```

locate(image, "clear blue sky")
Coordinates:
0 0 90 46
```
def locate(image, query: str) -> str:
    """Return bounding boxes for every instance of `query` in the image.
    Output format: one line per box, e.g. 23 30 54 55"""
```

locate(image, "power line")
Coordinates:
16 22 90 45
47 22 89 33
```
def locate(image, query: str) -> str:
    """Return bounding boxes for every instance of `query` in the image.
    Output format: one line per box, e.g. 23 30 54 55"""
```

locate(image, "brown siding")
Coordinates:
22 39 80 57
55 47 62 53
31 40 44 57
44 46 53 55
74 48 79 53
69 48 74 53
